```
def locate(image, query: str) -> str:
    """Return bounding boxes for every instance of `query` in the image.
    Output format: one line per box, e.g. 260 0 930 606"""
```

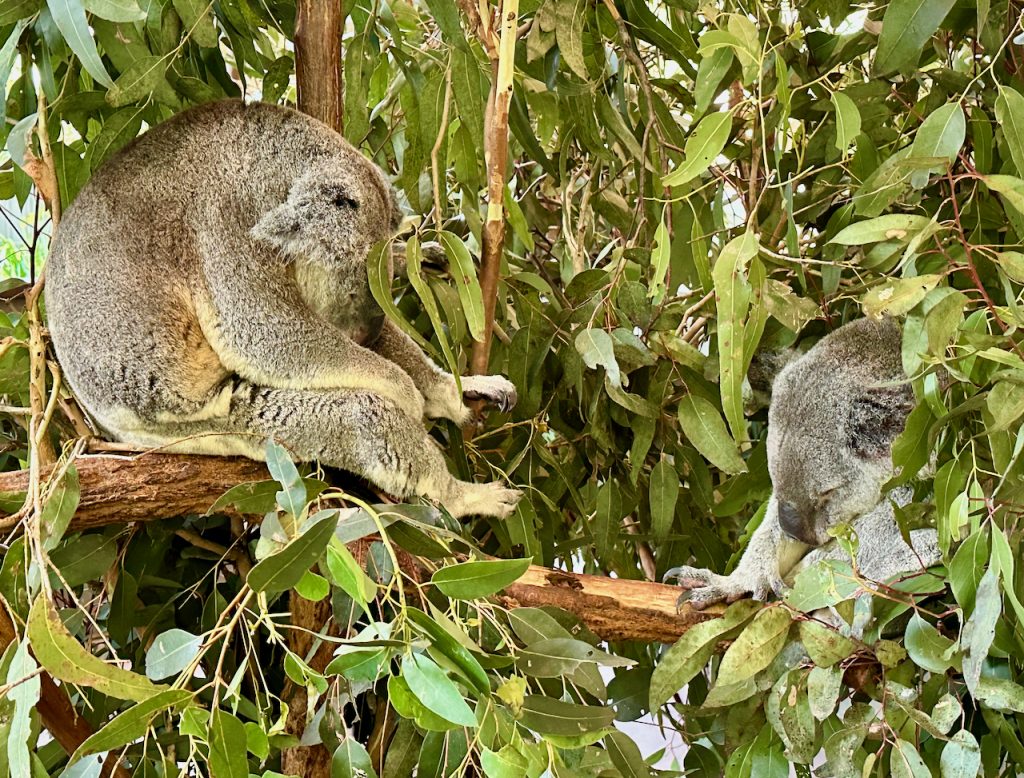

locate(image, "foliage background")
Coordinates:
1 0 1024 774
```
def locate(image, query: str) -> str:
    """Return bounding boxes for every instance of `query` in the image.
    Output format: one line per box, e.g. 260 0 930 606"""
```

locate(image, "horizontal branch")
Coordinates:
0 454 718 642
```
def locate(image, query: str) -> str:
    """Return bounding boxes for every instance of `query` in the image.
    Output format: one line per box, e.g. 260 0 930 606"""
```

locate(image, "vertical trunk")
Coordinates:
295 0 344 133
469 0 519 376
286 6 344 776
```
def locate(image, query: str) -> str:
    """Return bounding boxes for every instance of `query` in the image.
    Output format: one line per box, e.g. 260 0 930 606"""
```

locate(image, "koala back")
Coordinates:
45 99 397 433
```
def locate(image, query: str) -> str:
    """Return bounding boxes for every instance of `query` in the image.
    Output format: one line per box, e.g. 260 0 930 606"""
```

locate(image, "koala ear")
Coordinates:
251 203 301 251
847 384 914 458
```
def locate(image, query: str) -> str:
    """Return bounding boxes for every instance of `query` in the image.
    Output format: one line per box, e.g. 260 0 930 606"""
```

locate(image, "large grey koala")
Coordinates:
668 318 940 608
45 99 521 519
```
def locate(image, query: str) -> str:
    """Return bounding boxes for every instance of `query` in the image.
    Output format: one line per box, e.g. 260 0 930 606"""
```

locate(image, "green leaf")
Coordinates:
716 606 791 684
246 512 339 594
713 230 758 443
265 439 306 523
69 690 192 764
438 231 485 342
28 596 163 702
332 739 378 778
7 638 38 778
145 629 202 681
976 676 1024 712
997 86 1024 176
649 457 679 541
555 0 588 80
807 665 842 720
430 558 531 599
649 599 760 709
517 695 616 735
39 466 79 552
908 103 965 187
82 0 145 22
172 0 219 47
105 56 167 107
649 208 671 302
208 709 248 778
662 111 732 187
987 380 1024 431
83 107 143 170
401 652 477 727
832 92 861 152
874 0 956 75
405 235 459 377
962 567 1000 694
388 674 458 731
905 613 959 674
405 607 489 695
367 240 436 355
940 730 981 778
575 328 621 387
677 393 746 474
325 541 376 609
47 0 115 87
830 214 935 245
890 738 931 778
861 274 942 318
798 620 858 667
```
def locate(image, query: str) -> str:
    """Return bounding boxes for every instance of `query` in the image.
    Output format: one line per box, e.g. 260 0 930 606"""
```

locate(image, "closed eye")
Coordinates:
325 186 359 209
815 487 838 508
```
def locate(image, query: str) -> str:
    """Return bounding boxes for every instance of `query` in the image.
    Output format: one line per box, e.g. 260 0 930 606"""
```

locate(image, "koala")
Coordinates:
667 318 940 608
45 99 521 519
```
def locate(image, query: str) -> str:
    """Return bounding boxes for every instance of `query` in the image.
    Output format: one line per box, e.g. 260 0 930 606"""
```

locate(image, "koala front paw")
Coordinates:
461 375 518 413
664 565 782 610
446 481 523 519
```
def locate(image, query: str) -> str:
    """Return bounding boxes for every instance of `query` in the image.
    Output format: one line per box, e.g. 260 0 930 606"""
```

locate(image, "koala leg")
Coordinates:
231 385 522 518
125 383 521 519
665 497 807 610
371 321 517 424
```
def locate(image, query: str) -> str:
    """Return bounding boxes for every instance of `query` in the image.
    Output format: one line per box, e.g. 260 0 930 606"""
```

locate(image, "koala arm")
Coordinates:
371 320 518 424
198 246 425 419
667 497 809 609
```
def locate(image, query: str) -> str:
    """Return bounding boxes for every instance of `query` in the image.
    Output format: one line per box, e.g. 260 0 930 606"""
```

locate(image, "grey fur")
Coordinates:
666 318 940 608
45 99 520 519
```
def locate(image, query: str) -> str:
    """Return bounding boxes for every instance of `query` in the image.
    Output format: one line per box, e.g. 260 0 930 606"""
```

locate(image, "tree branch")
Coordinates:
0 455 720 642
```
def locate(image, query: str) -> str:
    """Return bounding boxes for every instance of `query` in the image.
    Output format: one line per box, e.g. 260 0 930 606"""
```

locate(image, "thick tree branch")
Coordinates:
0 455 720 642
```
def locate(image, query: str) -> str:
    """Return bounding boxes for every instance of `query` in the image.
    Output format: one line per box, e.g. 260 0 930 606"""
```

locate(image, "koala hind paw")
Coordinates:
447 481 523 519
461 375 518 413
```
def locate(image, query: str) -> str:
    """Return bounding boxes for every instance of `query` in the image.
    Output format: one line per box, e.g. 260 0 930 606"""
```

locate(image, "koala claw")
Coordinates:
461 375 518 413
447 481 523 519
665 565 773 611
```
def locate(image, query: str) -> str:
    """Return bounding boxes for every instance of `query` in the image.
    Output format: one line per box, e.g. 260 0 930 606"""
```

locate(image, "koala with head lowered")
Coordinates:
668 317 940 608
45 99 521 519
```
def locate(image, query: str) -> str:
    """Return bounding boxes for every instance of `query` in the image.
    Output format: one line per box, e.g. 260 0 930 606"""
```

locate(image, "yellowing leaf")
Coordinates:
28 596 164 702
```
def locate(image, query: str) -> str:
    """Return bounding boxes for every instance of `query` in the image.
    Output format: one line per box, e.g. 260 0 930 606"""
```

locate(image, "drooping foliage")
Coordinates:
1 0 1024 774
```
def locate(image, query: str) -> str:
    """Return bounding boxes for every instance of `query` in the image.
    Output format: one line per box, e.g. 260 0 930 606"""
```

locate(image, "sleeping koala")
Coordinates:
668 317 940 608
45 99 520 519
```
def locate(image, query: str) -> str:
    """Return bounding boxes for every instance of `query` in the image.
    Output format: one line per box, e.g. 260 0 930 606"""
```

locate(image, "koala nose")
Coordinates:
778 501 816 546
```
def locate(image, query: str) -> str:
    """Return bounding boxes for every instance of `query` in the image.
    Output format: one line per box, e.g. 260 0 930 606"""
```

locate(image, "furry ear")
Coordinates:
744 348 799 413
847 383 914 458
251 203 301 250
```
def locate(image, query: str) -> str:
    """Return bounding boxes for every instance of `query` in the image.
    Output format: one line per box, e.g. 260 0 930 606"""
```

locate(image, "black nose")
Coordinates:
778 501 815 545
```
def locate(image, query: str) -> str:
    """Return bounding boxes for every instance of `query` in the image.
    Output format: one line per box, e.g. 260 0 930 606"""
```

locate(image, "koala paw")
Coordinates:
461 375 518 413
447 481 523 519
664 566 783 610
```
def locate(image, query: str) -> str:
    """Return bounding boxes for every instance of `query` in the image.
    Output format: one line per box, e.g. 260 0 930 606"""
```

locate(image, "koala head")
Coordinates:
251 158 403 342
765 318 913 547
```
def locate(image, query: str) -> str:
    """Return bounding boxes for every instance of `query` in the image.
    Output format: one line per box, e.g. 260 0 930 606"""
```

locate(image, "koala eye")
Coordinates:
325 187 359 210
815 487 839 508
